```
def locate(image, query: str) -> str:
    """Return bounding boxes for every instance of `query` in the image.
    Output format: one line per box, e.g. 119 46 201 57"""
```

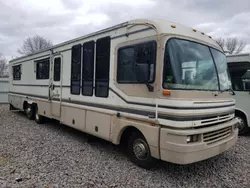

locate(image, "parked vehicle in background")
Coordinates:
227 53 250 135
8 19 238 168
0 73 9 104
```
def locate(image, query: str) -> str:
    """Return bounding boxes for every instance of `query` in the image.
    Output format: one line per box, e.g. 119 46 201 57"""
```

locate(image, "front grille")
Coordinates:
203 126 232 145
200 114 234 126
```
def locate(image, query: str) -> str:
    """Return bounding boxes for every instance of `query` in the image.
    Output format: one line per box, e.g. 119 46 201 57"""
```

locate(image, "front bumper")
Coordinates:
160 118 238 164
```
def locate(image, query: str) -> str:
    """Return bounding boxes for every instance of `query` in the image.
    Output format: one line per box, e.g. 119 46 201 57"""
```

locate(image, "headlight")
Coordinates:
186 134 199 143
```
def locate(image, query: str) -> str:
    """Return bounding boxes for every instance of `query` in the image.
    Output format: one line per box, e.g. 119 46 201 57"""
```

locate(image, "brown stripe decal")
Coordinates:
9 91 234 122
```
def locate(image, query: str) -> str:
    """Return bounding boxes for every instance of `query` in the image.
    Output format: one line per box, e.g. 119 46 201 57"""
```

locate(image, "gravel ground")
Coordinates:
0 104 250 188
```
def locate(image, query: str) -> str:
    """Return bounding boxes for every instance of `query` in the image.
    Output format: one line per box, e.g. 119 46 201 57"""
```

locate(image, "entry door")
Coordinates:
49 55 62 117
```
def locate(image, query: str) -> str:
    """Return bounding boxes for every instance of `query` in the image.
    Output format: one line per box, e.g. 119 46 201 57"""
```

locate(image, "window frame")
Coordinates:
117 40 157 84
162 37 225 91
82 40 95 96
95 36 111 98
36 58 50 80
228 61 250 91
13 64 21 81
53 57 61 82
70 44 82 95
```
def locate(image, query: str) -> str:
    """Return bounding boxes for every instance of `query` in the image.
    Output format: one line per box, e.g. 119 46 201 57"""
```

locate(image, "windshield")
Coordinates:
163 38 231 91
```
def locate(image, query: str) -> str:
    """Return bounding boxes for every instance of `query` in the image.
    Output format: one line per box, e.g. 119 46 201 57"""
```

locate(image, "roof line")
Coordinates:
10 20 131 63
226 53 250 57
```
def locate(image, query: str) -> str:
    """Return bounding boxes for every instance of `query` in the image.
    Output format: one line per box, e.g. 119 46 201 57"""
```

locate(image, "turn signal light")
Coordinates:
162 90 171 96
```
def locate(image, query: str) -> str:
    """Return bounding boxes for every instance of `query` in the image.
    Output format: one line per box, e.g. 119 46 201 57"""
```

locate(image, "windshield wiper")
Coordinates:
221 88 235 95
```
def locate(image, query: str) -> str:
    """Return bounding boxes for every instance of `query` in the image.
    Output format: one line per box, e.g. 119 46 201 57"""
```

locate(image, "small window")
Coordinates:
36 58 50 79
117 41 156 83
54 57 61 81
13 65 21 80
71 44 82 95
82 41 95 96
95 37 111 97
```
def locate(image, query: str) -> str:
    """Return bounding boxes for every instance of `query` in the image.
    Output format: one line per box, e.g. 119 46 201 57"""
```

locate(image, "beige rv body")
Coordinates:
9 19 238 165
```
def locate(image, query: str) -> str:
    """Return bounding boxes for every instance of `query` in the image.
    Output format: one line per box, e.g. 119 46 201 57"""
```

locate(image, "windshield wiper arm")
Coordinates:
221 88 235 95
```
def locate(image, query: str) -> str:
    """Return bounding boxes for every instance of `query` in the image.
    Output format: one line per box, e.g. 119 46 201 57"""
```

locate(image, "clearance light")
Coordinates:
201 32 205 35
192 29 197 32
162 90 171 96
171 25 176 28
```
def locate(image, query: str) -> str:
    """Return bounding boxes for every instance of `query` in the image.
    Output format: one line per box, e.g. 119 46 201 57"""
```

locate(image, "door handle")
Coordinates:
49 84 55 90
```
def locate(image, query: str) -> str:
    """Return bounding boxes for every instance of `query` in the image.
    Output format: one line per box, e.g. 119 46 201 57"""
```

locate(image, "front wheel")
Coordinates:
127 132 157 169
34 106 44 124
236 116 249 135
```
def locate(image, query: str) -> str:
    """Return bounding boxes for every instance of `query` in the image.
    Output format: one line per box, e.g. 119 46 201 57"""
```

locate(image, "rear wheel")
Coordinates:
127 131 156 169
236 116 249 135
34 106 44 124
25 104 34 120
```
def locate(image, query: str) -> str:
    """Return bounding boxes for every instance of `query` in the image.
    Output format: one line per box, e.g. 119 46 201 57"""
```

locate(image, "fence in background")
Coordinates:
0 75 9 104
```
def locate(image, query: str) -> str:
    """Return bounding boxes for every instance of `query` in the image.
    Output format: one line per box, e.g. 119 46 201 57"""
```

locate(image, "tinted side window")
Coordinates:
95 37 110 97
36 58 50 79
54 57 61 81
82 41 95 96
117 41 156 83
71 44 82 95
13 65 21 80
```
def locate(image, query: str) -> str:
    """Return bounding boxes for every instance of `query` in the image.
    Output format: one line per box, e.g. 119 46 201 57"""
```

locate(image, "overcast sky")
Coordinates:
1 0 250 60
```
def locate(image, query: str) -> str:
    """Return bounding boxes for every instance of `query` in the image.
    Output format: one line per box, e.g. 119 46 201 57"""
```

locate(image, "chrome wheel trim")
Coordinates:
133 138 149 160
26 107 32 116
35 113 39 121
237 117 245 132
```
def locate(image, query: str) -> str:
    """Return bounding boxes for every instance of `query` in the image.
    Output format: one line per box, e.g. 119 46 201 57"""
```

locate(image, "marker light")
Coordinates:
192 29 197 32
162 90 171 96
171 25 176 28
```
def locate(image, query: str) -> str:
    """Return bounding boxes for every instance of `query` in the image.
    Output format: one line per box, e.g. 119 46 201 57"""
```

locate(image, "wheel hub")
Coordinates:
36 113 39 120
237 117 245 131
133 139 148 160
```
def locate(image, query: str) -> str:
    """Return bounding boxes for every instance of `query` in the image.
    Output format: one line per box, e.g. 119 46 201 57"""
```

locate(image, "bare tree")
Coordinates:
18 35 53 55
0 53 8 77
215 37 246 54
215 37 225 50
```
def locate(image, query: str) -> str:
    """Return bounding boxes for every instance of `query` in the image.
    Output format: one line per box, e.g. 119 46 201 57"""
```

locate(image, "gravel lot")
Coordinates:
0 104 250 188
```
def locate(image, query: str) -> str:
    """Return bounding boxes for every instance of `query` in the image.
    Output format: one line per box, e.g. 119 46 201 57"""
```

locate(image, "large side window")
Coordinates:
82 41 95 96
13 65 21 80
36 58 50 79
117 41 156 83
95 37 111 97
71 44 82 95
54 57 61 82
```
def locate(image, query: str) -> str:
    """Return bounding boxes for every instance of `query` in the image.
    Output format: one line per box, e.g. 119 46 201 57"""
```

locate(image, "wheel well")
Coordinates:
23 101 37 110
235 110 247 123
23 101 28 110
119 126 144 147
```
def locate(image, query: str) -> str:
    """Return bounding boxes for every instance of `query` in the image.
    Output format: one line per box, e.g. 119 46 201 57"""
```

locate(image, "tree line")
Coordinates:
0 35 248 76
0 35 52 76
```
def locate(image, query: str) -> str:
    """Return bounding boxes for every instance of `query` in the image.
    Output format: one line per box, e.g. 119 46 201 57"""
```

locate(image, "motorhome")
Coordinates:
8 19 238 168
227 53 250 135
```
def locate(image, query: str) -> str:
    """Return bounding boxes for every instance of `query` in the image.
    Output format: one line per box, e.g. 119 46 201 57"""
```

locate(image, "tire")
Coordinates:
127 131 157 169
236 116 249 135
34 106 44 124
25 104 34 120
